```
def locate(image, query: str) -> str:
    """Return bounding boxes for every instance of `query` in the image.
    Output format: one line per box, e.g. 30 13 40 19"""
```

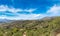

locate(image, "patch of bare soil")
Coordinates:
23 32 26 36
53 29 60 36
56 33 60 36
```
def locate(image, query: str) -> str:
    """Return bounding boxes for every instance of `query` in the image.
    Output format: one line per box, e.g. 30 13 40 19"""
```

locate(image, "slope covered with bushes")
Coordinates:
0 16 60 36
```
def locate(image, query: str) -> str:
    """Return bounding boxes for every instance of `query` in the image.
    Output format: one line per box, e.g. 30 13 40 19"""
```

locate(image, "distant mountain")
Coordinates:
0 19 12 23
0 16 60 24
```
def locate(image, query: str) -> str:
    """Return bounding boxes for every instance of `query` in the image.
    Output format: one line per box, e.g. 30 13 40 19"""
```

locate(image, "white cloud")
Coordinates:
24 8 36 12
0 15 7 19
0 5 36 13
8 8 23 13
0 5 39 20
47 5 60 14
0 5 8 12
0 14 42 20
0 5 23 12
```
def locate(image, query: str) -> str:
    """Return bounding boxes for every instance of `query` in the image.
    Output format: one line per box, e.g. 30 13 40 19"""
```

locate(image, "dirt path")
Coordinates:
23 32 26 36
56 33 60 36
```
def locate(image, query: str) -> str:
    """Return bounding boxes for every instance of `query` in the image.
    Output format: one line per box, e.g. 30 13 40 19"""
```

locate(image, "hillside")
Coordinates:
0 16 60 36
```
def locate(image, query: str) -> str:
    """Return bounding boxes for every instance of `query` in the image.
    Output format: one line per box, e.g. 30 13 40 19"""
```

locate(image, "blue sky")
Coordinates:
0 0 60 20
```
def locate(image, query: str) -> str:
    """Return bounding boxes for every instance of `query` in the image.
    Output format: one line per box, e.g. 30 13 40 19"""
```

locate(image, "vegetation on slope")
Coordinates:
0 16 60 36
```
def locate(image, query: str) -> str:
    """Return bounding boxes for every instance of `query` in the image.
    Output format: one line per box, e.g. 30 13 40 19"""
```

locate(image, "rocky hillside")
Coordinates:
0 16 60 36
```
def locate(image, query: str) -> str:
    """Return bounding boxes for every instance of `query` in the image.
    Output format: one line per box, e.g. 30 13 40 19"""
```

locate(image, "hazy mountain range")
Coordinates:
0 17 55 23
